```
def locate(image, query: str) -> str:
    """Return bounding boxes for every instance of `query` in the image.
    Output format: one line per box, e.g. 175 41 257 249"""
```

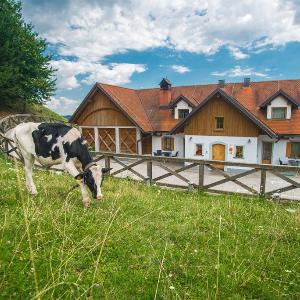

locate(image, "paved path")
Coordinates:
95 158 300 201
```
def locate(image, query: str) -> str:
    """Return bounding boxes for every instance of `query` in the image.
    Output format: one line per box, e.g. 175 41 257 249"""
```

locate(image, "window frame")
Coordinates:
215 116 224 131
291 142 300 158
271 107 287 119
234 145 244 159
195 144 203 156
178 109 190 119
161 136 174 151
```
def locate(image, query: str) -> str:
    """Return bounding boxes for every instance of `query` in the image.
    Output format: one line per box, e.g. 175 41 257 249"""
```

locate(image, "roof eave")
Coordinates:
260 89 300 109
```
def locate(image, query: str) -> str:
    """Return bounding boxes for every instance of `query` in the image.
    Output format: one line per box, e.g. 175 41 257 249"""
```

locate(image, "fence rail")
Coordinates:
92 151 300 200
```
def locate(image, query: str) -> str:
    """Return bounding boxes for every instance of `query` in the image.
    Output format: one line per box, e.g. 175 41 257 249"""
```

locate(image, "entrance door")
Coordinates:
98 128 116 152
212 144 226 169
262 142 273 164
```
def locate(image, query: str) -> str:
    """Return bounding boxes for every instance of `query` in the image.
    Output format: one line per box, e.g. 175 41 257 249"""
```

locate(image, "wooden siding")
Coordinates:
184 96 261 137
76 91 133 126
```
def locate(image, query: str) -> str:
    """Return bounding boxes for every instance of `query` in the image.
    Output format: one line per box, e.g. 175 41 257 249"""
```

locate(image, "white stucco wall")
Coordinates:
174 100 193 119
185 135 258 170
266 96 291 119
152 134 184 157
258 135 300 165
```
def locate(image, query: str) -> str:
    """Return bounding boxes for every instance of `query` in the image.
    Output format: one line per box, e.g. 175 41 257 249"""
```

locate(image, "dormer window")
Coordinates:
260 90 299 120
178 109 189 119
271 107 287 119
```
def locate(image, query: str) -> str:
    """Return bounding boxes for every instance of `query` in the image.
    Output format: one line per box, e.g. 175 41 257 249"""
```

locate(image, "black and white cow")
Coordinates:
11 122 111 207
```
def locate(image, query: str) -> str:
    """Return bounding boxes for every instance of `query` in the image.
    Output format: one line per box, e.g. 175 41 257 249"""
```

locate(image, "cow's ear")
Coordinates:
75 172 84 180
101 167 112 174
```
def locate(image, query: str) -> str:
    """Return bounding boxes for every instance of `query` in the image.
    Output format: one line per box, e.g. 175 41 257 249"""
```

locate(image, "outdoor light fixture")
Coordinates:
189 137 193 142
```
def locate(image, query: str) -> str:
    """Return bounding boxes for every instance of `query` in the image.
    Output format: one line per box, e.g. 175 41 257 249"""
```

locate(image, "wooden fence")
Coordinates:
92 151 300 200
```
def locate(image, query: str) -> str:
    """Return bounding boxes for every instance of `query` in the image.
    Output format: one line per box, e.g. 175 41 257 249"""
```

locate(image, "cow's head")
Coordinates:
75 164 112 200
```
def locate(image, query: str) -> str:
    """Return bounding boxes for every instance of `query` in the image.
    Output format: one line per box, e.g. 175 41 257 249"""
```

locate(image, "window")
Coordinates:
178 109 189 119
162 136 174 151
195 144 203 156
215 116 224 130
271 107 287 119
291 142 300 158
235 146 244 158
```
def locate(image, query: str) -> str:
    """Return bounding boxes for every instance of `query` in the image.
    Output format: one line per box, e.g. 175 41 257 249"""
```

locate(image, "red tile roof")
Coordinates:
72 79 300 135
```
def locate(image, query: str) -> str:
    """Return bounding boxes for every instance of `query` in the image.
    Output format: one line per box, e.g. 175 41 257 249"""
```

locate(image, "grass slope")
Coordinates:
0 102 65 122
0 155 300 299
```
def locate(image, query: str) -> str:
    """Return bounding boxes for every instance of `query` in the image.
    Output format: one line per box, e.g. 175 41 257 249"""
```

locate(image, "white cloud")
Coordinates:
171 65 191 74
46 96 80 115
228 46 249 60
51 60 146 90
23 0 300 91
211 66 268 77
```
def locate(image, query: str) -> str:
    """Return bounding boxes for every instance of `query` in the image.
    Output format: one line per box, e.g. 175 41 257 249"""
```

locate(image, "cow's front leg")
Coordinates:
64 161 90 207
23 154 37 195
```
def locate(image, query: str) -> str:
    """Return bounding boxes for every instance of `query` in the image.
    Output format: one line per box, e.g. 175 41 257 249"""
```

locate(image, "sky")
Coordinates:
22 0 300 116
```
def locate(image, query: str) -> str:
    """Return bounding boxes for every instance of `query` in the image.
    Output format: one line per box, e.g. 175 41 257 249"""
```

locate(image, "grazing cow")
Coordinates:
11 122 111 207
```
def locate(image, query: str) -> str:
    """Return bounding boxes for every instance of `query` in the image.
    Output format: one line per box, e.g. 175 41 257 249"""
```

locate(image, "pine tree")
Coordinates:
0 0 55 110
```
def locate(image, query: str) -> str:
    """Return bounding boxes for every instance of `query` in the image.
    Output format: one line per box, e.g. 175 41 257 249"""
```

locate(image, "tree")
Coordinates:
0 0 55 110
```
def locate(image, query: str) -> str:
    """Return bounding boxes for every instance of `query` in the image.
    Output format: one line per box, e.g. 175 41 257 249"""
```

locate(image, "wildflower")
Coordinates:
169 286 175 290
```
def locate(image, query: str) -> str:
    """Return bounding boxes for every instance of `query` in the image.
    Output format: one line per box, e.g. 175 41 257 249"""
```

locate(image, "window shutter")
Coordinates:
286 142 292 157
171 138 174 151
162 137 166 150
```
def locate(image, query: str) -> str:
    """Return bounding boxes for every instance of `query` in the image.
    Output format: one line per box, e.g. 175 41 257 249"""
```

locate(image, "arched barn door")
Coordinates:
81 128 95 150
120 128 137 153
98 128 116 152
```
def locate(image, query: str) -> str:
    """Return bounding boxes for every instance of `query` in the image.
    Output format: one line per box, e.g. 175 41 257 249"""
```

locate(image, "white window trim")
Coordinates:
195 143 204 156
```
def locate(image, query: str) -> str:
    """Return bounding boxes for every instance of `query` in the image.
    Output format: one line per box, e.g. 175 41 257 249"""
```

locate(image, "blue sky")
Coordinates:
22 0 300 115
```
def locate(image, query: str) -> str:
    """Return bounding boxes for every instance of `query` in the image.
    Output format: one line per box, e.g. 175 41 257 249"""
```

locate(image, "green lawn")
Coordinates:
0 155 300 299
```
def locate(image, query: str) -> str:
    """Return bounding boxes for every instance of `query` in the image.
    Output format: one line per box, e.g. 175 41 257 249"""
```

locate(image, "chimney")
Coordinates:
243 77 251 87
159 78 172 108
218 79 225 88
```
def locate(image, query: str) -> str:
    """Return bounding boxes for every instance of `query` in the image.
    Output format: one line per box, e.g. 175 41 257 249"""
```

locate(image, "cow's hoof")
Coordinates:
83 202 90 208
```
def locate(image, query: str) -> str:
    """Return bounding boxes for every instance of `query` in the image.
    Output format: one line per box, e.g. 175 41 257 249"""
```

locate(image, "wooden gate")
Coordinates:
120 128 137 153
99 128 116 152
81 128 95 150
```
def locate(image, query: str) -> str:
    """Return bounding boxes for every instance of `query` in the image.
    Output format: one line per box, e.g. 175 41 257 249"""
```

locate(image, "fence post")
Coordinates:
146 160 152 186
260 169 266 197
198 163 205 190
105 155 111 175
4 140 8 160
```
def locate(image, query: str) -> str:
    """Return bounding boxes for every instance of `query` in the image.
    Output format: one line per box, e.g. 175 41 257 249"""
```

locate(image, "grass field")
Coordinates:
0 155 300 299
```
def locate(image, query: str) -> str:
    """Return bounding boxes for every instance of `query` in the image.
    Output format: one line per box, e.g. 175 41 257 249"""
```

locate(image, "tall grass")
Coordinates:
0 155 300 299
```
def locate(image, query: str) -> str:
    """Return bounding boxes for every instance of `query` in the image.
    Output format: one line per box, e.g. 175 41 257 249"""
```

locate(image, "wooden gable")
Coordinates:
184 95 261 137
76 91 133 126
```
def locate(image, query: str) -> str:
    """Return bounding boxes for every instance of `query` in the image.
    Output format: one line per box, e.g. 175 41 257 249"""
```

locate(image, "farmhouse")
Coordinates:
70 78 300 167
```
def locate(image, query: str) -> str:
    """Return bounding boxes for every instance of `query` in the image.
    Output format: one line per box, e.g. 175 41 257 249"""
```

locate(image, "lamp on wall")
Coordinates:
189 137 193 142
247 139 251 143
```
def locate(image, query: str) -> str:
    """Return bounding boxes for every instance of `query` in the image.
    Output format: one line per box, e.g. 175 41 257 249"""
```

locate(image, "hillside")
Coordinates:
0 155 300 299
0 102 66 122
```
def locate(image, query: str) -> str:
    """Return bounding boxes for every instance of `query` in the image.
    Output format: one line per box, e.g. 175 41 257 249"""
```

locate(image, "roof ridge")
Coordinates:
134 90 154 131
100 78 300 92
